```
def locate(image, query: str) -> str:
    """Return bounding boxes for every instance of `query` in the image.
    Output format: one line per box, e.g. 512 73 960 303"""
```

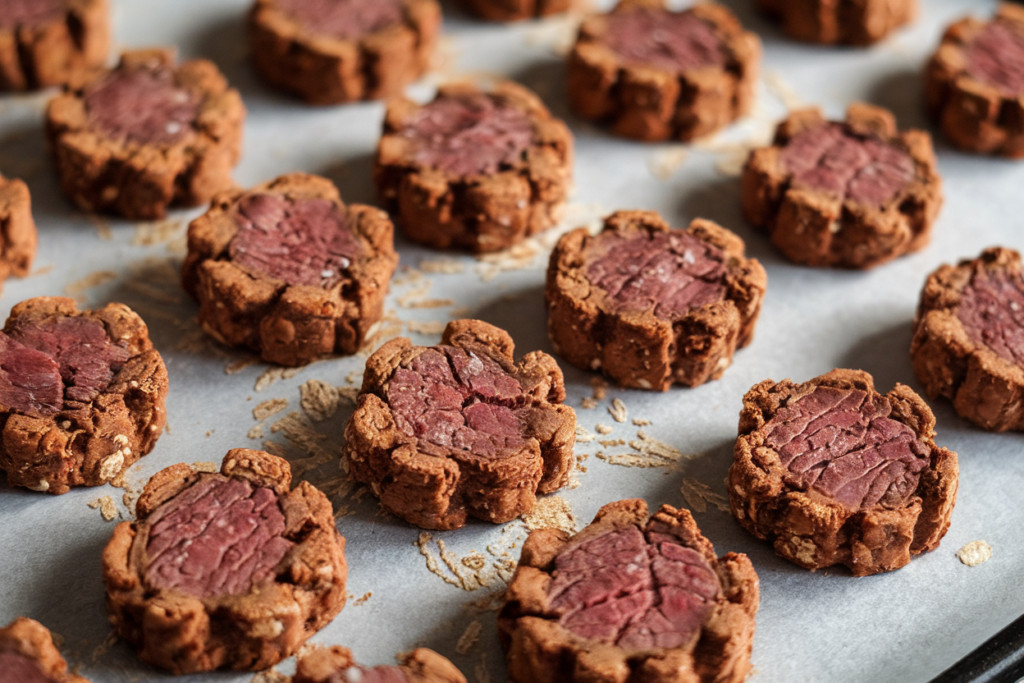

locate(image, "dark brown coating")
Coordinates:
375 81 574 253
45 48 245 220
182 173 398 367
0 0 109 91
102 449 347 674
344 319 576 530
755 0 916 45
499 499 759 683
741 103 942 269
567 0 760 142
0 175 37 296
457 0 570 22
249 0 440 105
728 369 959 576
0 617 89 683
295 645 467 683
0 297 167 495
925 4 1024 158
911 247 1024 432
546 211 766 391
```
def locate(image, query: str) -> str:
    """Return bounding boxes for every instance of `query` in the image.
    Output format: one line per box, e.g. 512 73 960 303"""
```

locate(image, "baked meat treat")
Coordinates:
925 4 1024 158
755 0 915 45
741 103 942 269
499 499 759 683
0 0 109 91
0 175 38 295
46 48 246 220
182 173 398 366
458 0 568 22
295 646 467 683
102 449 347 674
344 319 576 530
249 0 440 105
375 81 573 253
567 0 760 142
911 247 1024 432
0 617 88 683
0 297 167 495
546 210 766 391
729 369 959 576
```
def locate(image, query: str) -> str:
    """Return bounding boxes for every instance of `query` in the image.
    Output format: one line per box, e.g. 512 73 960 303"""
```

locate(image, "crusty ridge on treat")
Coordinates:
103 449 347 674
0 617 90 683
295 645 467 683
344 319 576 530
0 175 38 296
546 210 767 391
499 499 759 683
729 369 959 576
755 0 916 45
741 103 942 269
912 247 1024 432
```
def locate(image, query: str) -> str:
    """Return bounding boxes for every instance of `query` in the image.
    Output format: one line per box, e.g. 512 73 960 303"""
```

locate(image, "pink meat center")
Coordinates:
84 66 199 146
0 316 130 419
586 230 727 319
228 194 362 289
966 21 1024 96
275 0 403 40
548 526 720 650
144 475 294 599
401 94 534 176
781 123 915 207
328 667 408 683
0 0 63 29
765 386 930 509
957 269 1024 366
602 8 725 73
387 346 527 457
0 652 56 683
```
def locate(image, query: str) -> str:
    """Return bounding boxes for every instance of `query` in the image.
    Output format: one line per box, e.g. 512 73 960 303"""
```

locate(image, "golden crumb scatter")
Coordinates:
30 264 55 277
456 620 483 655
598 431 685 469
397 279 453 309
299 379 340 422
420 258 465 274
647 145 689 181
133 218 183 246
957 540 993 567
594 423 613 435
681 478 730 514
253 398 289 421
225 358 257 375
590 377 608 400
247 424 264 440
353 591 372 606
408 320 447 335
475 241 540 281
345 370 363 385
65 270 117 303
190 462 218 474
575 425 594 443
609 398 628 423
360 312 404 357
254 366 301 392
580 397 598 410
632 418 651 426
522 495 577 534
88 496 119 521
251 668 289 683
270 412 333 474
598 439 625 447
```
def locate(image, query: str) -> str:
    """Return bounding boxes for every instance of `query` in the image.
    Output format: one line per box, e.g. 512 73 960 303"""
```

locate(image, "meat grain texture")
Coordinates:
102 449 347 673
295 645 467 683
729 369 959 576
755 0 916 45
344 319 576 530
457 0 568 22
499 499 759 683
0 617 89 683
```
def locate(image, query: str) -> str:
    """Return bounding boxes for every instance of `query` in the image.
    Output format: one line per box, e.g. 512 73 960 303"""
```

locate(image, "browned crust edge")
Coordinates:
727 368 959 576
343 319 576 530
740 103 943 269
924 4 1024 158
182 172 398 366
0 617 89 683
545 210 767 391
911 246 1024 431
566 0 761 142
295 645 468 683
374 80 574 253
248 0 441 105
457 0 570 22
498 499 759 683
0 175 38 294
45 48 246 220
754 0 917 45
102 449 348 674
0 296 168 495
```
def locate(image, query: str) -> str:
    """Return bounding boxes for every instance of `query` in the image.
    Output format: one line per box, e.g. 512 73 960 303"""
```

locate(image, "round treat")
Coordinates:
755 0 915 45
102 449 347 674
0 297 167 495
741 103 942 269
546 210 766 391
925 4 1024 158
911 247 1024 432
0 617 89 683
295 646 467 683
375 81 573 253
182 173 398 366
0 0 109 91
45 48 246 220
567 0 760 142
728 369 959 576
0 175 37 295
499 499 759 683
249 0 440 105
458 0 569 22
344 319 576 530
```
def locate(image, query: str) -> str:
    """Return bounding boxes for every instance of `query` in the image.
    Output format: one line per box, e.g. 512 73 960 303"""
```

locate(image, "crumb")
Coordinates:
87 496 119 521
64 271 117 303
456 620 483 655
594 423 613 435
262 440 287 457
299 379 340 422
253 398 289 421
647 145 688 180
254 366 301 392
419 258 465 274
30 264 54 277
225 358 257 375
190 461 218 474
632 418 651 426
590 377 608 400
608 398 627 423
580 397 598 410
133 218 183 246
270 411 333 471
597 432 685 468
205 429 214 437
522 495 577 534
957 540 992 567
681 478 730 513
251 668 289 683
407 320 447 335
247 424 264 440
574 425 594 443
353 591 372 606
598 438 625 447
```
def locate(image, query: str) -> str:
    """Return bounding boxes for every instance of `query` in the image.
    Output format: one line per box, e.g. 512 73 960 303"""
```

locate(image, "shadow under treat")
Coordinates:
319 152 379 208
868 68 931 132
838 319 917 395
679 175 785 266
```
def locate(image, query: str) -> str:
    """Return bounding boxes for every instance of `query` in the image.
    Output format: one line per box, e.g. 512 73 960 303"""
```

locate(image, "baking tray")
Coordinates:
1 0 1022 681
